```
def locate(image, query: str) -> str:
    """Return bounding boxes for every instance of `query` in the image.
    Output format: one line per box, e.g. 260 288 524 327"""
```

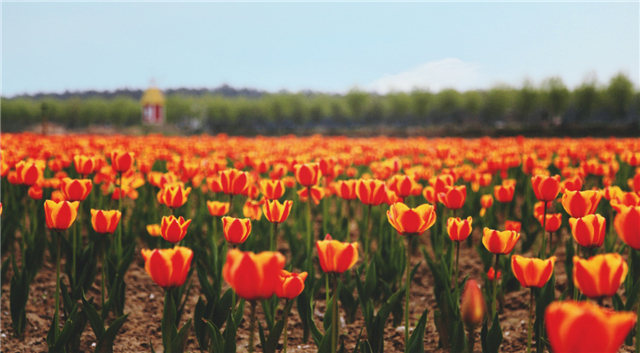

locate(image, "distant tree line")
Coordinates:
1 74 638 135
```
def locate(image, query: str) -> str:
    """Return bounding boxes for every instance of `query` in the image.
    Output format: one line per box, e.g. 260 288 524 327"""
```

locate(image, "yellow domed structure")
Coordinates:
141 86 165 124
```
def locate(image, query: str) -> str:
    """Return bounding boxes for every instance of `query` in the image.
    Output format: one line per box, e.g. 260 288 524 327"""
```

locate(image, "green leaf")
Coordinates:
317 325 334 353
197 260 216 302
52 305 79 352
450 319 466 353
205 320 224 353
263 319 286 353
171 319 192 353
213 289 233 328
258 322 267 352
81 293 105 339
624 277 640 311
407 308 428 353
363 261 377 298
162 290 176 351
233 299 245 331
486 313 503 353
223 312 237 353
96 313 129 353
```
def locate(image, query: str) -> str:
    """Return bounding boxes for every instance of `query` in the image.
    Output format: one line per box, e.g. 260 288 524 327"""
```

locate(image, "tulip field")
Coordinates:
2 133 640 353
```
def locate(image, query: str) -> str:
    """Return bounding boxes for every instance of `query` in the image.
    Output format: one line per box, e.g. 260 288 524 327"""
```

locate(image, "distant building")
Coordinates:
141 86 165 124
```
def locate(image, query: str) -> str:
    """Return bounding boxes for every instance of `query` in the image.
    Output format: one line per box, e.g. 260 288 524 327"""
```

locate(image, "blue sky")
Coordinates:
2 2 638 96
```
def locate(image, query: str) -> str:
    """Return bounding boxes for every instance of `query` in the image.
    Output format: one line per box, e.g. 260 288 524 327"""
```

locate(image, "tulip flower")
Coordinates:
160 216 192 244
243 199 263 221
561 190 602 218
569 214 606 249
223 249 285 300
222 216 252 245
460 279 487 353
110 150 134 173
422 186 437 205
538 213 562 232
259 179 285 200
610 192 640 213
614 205 640 249
28 186 43 200
263 199 292 224
531 175 561 202
219 168 249 196
487 267 501 282
429 174 454 195
480 194 493 217
483 228 520 317
438 185 467 210
335 180 357 200
545 300 636 353
505 220 521 233
560 176 583 193
573 254 628 299
141 247 193 289
275 270 308 300
316 234 358 274
494 180 515 203
387 202 437 236
160 184 191 209
45 200 79 231
447 217 473 242
356 179 387 206
297 186 324 205
207 201 230 217
60 178 93 202
387 175 419 198
15 160 42 186
74 155 95 176
90 209 121 234
147 224 161 237
294 162 321 187
511 255 556 288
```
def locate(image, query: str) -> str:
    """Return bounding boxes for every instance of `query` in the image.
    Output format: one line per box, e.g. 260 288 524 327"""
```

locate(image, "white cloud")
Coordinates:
367 58 483 94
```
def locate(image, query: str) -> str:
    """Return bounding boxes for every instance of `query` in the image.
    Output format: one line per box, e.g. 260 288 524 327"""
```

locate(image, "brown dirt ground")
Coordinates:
1 227 635 353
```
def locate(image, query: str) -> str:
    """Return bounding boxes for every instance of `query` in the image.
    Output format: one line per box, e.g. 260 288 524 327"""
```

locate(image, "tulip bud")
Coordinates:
460 279 487 328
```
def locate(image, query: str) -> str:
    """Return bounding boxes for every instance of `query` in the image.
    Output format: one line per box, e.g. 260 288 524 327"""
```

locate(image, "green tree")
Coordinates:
606 73 634 120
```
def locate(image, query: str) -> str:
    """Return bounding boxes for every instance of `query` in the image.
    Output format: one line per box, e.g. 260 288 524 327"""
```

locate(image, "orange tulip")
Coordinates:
545 300 636 353
60 178 93 202
480 194 494 216
538 213 562 232
438 185 467 210
74 155 95 176
429 174 454 195
447 216 473 242
160 184 192 209
603 186 623 201
460 279 487 328
243 199 263 221
573 254 628 298
494 180 515 203
610 192 640 213
223 249 286 301
15 160 42 186
147 224 161 237
511 255 556 288
561 190 602 218
275 270 308 300
560 176 583 193
90 209 121 234
263 200 293 224
207 201 230 217
297 186 324 205
356 179 387 206
294 163 321 187
505 220 521 233
335 180 357 200
387 202 437 236
28 186 43 200
141 247 193 289
219 168 249 195
259 179 285 200
614 205 640 249
45 200 79 231
422 186 437 204
160 216 192 244
487 267 501 281
222 216 252 245
531 174 561 202
569 214 606 248
384 189 403 206
316 234 358 274
51 190 66 203
482 228 520 254
387 175 419 198
110 150 134 173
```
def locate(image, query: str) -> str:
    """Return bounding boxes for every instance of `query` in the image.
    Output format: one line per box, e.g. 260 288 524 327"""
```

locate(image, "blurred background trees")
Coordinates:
2 73 638 135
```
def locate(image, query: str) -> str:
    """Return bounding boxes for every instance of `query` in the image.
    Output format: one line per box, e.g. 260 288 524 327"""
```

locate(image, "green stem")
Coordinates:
229 193 234 217
540 201 547 260
307 186 313 267
492 254 499 318
332 274 338 353
211 217 219 271
405 235 412 353
325 271 330 310
55 232 61 339
117 173 123 262
249 301 257 353
365 204 372 262
636 263 640 353
466 328 475 353
164 289 173 353
454 241 460 301
527 288 534 353
101 236 107 312
270 222 278 252
284 300 289 353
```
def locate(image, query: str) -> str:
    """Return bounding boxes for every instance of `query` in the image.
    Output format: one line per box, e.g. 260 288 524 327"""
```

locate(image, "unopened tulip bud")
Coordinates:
460 279 486 328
